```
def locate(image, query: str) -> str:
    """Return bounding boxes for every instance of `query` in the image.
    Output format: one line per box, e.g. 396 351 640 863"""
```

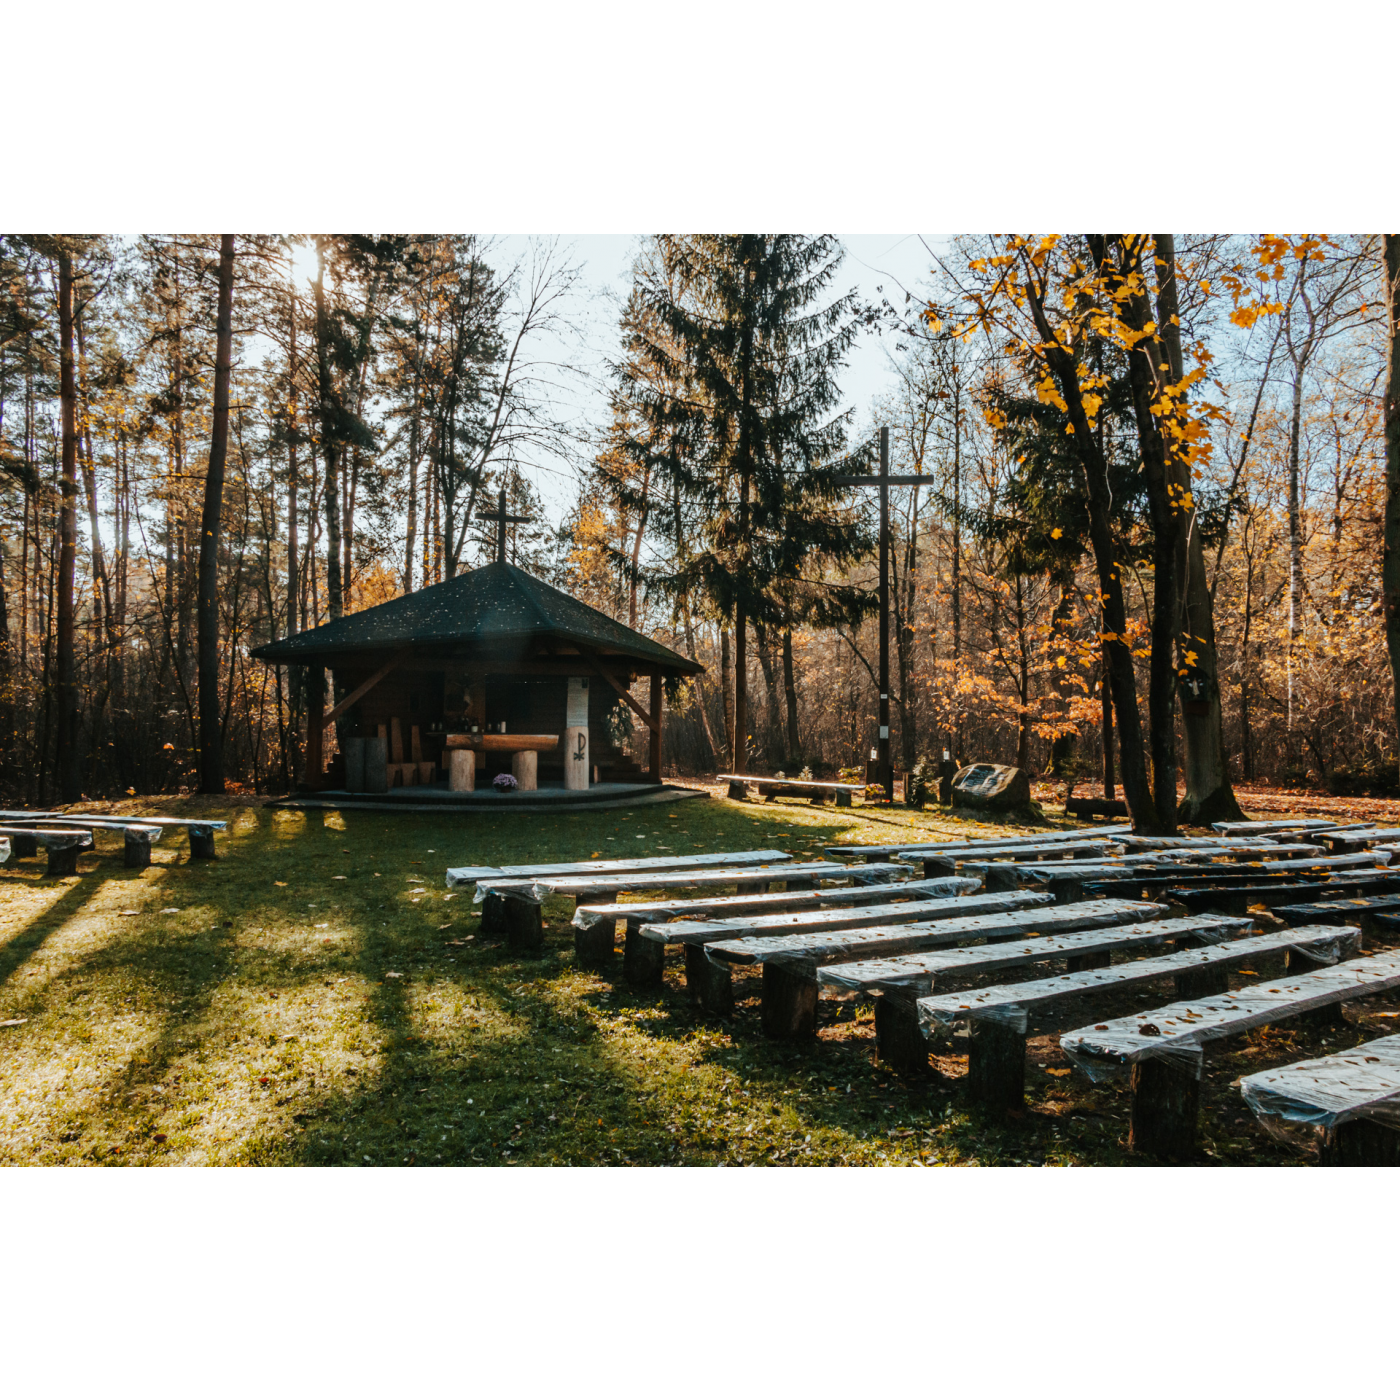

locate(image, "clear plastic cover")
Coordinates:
1240 1034 1400 1145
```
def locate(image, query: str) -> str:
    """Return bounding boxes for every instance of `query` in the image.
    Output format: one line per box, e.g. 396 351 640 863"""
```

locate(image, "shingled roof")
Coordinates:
251 560 702 674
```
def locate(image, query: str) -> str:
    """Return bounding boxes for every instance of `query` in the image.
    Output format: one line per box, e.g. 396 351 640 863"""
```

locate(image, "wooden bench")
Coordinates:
654 891 1054 1014
0 825 95 876
1240 1032 1400 1165
1212 819 1342 837
445 848 794 890
748 897 1164 1041
1273 893 1400 937
1065 797 1130 820
918 924 1355 1107
1317 826 1400 853
825 826 1132 864
1156 877 1400 916
568 875 982 967
718 774 864 806
1059 945 1400 1159
22 813 224 860
476 858 907 959
893 839 1125 878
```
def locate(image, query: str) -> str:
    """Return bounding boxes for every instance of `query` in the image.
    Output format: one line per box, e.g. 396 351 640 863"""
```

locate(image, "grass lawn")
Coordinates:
3 788 1395 1167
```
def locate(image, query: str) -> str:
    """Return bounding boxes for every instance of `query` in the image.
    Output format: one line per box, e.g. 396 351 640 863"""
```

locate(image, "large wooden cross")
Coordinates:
477 487 532 565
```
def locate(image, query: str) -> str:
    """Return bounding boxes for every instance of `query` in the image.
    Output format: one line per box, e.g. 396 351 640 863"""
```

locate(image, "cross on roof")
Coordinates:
477 487 533 565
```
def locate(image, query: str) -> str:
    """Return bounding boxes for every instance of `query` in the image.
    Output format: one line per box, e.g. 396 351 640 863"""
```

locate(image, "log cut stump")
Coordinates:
761 962 817 1040
480 892 509 940
984 866 1019 892
189 825 217 860
12 833 38 858
1320 1118 1400 1167
503 896 544 956
1066 950 1113 973
511 751 538 791
124 830 154 870
685 944 735 1015
1129 1057 1201 1160
921 857 956 879
965 1019 1026 1110
624 930 666 989
1049 875 1084 905
47 843 82 877
874 997 929 1075
1174 964 1230 998
574 921 615 967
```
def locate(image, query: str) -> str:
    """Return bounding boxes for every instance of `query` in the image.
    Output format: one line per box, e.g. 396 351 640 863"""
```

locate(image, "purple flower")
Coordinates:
493 773 518 792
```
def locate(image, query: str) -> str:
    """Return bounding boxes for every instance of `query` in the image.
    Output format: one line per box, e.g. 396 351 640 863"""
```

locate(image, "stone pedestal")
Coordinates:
564 726 590 790
511 750 538 791
364 737 388 793
449 748 476 793
344 737 367 792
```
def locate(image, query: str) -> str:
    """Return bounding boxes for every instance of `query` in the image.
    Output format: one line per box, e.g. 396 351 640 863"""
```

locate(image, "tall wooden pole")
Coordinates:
878 426 892 802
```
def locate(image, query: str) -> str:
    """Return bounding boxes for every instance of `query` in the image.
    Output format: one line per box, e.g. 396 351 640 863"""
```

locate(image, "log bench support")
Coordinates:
12 832 38 858
984 866 1020 893
874 997 928 1075
1320 1118 1400 1167
47 841 83 877
921 857 956 879
482 892 545 955
685 946 735 1015
188 825 217 860
124 828 156 870
761 962 817 1040
1066 950 1112 973
624 930 666 989
573 892 619 967
1129 1057 1201 1160
966 1018 1027 1111
1049 875 1084 905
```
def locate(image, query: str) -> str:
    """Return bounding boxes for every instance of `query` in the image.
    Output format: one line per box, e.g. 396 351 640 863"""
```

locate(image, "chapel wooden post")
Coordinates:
649 667 663 780
305 664 325 790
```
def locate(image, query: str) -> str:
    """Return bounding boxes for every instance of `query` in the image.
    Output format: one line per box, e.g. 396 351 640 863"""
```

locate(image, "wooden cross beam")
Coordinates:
323 646 412 729
579 648 654 729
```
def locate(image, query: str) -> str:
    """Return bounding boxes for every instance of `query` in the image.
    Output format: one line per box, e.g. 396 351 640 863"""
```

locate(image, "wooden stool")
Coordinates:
511 751 538 791
417 760 436 785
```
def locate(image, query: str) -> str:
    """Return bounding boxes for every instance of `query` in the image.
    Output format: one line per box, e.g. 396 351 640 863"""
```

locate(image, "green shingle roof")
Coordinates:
251 561 702 674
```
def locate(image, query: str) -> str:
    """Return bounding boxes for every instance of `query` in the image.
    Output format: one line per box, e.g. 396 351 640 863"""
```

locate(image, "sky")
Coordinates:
487 234 951 523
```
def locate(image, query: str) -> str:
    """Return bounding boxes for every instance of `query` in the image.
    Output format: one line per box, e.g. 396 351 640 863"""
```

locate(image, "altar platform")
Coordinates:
266 779 707 815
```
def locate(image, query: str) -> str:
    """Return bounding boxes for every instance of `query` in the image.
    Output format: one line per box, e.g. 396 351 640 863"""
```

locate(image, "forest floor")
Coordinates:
3 782 1397 1169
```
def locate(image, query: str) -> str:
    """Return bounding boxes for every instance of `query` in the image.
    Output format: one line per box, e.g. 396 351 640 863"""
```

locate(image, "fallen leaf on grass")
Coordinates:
0 1019 28 1028
332 875 347 881
160 907 180 914
385 971 403 978
438 923 452 931
1045 1067 1071 1076
274 881 288 887
120 910 141 917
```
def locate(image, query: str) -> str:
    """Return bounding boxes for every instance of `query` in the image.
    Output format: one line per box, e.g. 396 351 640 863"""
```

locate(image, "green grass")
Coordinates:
2 791 1392 1167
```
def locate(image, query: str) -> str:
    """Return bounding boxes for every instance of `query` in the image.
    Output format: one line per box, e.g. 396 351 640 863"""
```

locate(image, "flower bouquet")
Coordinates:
493 773 518 793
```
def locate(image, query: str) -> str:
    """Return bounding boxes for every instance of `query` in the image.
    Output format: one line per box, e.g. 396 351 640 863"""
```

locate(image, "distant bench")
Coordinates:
918 924 1356 1108
893 840 1124 878
718 774 864 806
0 825 96 876
1241 1032 1400 1166
649 890 1053 1012
0 811 224 862
1065 797 1129 820
825 826 1132 865
1059 944 1400 1159
730 897 1164 1041
1154 874 1400 916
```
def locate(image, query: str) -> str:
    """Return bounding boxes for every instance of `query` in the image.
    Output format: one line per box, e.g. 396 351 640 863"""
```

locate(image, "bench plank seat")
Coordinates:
1319 827 1400 852
826 826 1131 862
1273 892 1400 935
1213 819 1342 836
477 860 901 905
447 847 793 889
1241 1033 1400 1164
670 890 1056 954
815 907 1234 997
571 875 981 931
